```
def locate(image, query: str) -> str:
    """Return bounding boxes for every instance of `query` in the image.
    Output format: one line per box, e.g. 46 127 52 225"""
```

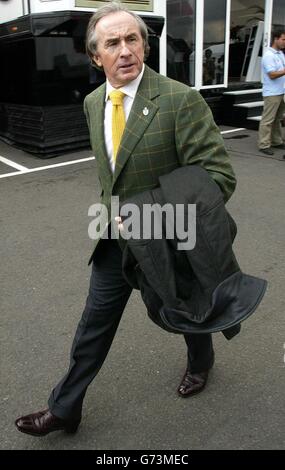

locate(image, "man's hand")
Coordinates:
268 68 285 79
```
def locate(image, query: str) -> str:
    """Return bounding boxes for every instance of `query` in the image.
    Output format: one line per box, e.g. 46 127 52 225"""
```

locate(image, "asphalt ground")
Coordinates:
1 126 285 450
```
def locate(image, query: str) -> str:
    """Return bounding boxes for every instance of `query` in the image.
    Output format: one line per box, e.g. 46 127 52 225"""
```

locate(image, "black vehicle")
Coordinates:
0 11 163 157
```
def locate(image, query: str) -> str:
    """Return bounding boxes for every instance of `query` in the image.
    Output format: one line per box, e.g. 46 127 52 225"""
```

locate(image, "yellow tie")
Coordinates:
109 90 126 163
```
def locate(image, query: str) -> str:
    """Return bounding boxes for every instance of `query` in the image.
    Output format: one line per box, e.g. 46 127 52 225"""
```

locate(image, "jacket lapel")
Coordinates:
112 66 160 187
89 84 113 187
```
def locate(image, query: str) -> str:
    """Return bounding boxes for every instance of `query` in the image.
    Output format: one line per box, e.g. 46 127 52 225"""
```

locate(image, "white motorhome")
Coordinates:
0 0 284 156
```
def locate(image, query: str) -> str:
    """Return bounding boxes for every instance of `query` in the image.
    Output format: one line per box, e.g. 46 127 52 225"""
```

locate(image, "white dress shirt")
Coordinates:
104 64 145 173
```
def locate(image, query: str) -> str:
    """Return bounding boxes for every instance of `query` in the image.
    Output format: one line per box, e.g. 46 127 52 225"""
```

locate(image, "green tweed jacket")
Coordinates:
84 65 236 253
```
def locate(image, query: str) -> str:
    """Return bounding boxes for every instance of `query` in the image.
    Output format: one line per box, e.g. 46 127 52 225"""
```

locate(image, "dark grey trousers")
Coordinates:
48 240 214 420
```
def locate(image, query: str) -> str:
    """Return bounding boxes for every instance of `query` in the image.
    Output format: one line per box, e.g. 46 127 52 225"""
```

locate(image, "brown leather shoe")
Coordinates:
177 369 209 397
15 409 80 437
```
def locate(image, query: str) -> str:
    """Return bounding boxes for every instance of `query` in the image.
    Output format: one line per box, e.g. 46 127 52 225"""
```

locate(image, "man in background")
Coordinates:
258 30 285 156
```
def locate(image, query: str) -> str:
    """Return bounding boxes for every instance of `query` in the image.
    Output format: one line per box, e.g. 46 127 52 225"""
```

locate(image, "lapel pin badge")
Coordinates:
143 107 149 116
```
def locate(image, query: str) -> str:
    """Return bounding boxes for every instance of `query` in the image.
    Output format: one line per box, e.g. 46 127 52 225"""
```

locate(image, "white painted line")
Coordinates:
220 128 246 135
0 127 249 180
0 155 28 171
22 156 96 173
0 156 95 179
0 170 23 179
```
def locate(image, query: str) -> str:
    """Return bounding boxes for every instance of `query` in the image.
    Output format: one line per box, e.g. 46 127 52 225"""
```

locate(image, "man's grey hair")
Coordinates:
86 1 150 69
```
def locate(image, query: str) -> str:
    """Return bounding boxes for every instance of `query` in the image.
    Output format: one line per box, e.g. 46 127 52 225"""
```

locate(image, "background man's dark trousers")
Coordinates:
48 239 214 420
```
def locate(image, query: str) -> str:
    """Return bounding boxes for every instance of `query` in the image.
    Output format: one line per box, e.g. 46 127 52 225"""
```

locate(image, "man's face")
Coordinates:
274 34 285 50
93 11 145 88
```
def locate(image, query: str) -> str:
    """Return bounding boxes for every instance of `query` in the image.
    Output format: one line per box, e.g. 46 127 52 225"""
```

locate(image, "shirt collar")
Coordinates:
269 47 282 54
105 63 145 102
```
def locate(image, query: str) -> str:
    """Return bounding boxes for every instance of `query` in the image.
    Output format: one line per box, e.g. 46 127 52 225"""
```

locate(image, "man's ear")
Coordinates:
93 54 102 68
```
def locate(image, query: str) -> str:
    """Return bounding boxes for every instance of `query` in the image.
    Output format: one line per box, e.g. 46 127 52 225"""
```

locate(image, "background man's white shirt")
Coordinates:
262 48 285 97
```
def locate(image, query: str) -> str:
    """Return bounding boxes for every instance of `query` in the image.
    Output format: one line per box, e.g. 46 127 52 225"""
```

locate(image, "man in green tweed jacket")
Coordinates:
15 2 236 437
